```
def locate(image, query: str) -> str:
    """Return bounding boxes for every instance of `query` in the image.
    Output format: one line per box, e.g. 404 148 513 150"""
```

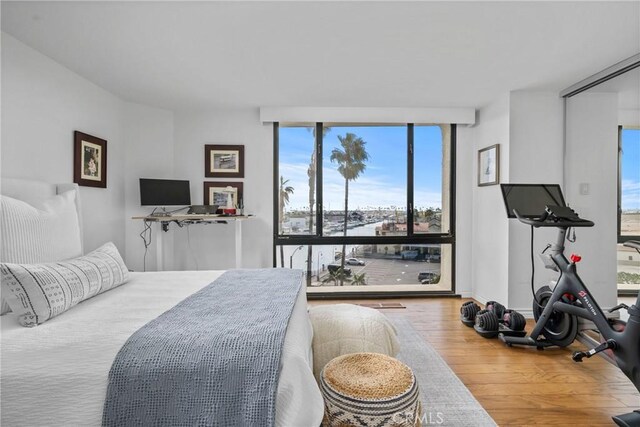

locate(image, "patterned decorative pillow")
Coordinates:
0 242 129 327
1 190 82 315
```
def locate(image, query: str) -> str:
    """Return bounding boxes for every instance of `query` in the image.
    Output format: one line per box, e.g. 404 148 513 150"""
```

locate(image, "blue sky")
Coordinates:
279 125 445 211
622 128 640 211
280 127 640 212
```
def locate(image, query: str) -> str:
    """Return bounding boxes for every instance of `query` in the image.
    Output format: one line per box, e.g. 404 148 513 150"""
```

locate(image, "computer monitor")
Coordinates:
139 178 191 206
500 184 566 219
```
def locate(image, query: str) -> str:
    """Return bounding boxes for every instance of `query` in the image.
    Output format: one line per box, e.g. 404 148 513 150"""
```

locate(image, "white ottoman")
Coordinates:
309 304 400 378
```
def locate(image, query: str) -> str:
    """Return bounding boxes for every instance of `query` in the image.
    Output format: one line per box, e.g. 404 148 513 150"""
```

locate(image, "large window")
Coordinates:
277 125 317 236
274 123 455 295
618 127 640 294
322 125 407 236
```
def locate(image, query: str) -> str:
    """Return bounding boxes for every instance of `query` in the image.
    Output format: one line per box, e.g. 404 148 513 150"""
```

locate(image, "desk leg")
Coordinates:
235 220 242 269
156 223 165 271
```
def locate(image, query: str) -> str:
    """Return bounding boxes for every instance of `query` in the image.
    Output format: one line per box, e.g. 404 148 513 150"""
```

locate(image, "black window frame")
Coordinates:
273 122 457 296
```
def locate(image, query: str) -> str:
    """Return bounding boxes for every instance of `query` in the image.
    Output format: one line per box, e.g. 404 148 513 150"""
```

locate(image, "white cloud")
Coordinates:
279 162 442 211
621 179 640 210
279 162 314 209
622 179 640 192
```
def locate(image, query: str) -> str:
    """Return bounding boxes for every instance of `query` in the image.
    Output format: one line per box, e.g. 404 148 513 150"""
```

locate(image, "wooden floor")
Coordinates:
309 297 640 426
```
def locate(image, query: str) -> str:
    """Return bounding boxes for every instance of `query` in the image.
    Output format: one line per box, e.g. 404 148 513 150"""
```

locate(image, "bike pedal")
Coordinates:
573 339 617 362
612 409 640 427
608 303 630 313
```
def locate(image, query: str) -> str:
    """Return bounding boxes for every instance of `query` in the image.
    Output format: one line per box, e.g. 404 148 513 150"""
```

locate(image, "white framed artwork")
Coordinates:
478 144 499 186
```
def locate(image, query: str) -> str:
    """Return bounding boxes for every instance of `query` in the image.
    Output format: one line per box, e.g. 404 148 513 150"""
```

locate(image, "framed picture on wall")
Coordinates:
204 181 243 209
478 144 500 187
74 131 107 188
205 144 244 178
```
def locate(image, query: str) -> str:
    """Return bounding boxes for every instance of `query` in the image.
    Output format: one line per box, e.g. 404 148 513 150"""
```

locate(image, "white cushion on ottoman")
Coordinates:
309 304 400 378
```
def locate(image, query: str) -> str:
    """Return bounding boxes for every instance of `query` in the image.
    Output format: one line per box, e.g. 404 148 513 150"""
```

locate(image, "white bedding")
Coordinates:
0 270 324 427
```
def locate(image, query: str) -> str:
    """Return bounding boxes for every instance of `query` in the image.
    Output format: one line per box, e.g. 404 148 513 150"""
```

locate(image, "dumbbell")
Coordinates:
460 301 481 327
474 301 526 338
485 301 526 331
474 309 500 338
502 309 526 332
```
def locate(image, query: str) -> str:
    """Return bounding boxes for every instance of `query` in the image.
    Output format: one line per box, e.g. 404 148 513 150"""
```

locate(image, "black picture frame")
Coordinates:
205 144 245 178
74 131 107 188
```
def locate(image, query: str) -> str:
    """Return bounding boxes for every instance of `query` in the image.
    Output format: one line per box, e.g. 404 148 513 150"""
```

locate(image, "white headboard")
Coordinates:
1 178 84 254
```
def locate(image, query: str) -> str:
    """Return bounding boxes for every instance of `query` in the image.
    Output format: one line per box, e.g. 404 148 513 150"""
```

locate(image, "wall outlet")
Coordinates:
579 183 590 195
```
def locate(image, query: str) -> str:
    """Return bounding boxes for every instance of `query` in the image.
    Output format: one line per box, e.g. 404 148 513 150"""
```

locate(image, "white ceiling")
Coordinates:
2 1 639 111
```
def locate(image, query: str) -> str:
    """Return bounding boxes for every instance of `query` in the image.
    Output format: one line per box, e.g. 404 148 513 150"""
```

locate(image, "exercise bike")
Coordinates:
499 184 640 427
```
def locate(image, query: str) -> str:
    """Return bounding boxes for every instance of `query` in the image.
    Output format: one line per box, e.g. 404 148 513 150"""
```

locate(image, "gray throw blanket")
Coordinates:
102 269 303 427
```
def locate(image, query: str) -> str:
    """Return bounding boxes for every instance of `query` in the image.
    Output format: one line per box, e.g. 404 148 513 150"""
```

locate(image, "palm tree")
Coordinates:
305 126 331 285
306 151 315 282
352 272 367 286
322 268 352 286
279 176 294 268
330 133 369 285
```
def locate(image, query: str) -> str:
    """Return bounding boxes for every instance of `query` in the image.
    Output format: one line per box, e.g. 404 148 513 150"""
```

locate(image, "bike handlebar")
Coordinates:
513 209 594 228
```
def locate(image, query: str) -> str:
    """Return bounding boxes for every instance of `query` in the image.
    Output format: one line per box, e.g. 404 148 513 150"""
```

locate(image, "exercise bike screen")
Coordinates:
501 184 566 218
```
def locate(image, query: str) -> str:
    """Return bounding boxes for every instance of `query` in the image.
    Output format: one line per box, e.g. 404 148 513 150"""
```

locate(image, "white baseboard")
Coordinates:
470 294 489 306
512 309 534 319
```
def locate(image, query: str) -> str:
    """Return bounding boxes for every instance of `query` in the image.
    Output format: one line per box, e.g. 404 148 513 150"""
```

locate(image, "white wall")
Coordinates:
123 103 175 272
507 91 564 311
4 30 619 306
1 33 175 269
468 90 620 312
1 33 125 254
170 109 481 295
1 31 477 287
172 109 272 270
455 125 474 297
471 94 510 304
565 92 619 309
620 109 640 127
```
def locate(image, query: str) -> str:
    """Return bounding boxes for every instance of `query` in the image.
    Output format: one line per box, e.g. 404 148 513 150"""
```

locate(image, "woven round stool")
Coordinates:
320 352 421 427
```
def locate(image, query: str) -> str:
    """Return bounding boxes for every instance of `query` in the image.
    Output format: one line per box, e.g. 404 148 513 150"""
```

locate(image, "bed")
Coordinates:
0 178 324 427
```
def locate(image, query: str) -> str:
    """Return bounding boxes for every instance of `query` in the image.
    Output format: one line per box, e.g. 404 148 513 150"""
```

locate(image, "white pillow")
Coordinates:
0 190 82 314
308 304 400 379
0 242 129 327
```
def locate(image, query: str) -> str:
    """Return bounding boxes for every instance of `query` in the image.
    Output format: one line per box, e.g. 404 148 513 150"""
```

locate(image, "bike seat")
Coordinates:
623 240 640 250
